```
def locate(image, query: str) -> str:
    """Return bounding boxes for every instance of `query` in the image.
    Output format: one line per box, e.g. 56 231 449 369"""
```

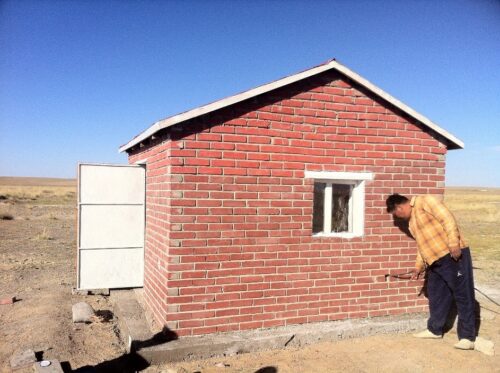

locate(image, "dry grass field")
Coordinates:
445 187 500 286
0 177 76 207
0 178 498 372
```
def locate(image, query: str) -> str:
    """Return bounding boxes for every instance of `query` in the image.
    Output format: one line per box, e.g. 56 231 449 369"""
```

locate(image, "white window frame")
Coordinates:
305 171 373 239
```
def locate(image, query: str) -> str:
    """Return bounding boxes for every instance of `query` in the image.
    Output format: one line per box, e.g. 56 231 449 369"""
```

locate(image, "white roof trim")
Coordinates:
119 59 464 152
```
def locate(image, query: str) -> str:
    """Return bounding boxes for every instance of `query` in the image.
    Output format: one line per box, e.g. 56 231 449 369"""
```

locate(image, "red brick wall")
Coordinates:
128 70 448 336
129 139 175 326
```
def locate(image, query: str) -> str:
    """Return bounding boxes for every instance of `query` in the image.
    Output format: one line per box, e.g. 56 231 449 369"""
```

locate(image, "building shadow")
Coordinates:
255 367 278 373
66 326 278 373
69 327 178 373
95 309 114 322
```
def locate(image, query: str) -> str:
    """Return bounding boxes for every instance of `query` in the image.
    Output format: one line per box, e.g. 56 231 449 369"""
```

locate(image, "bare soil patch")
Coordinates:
1 179 499 372
0 179 124 373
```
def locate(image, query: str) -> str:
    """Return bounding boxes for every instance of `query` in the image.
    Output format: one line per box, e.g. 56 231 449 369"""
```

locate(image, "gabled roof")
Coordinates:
120 59 464 153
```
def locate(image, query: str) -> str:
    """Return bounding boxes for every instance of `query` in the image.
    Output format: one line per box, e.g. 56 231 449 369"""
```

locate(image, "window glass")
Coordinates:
306 171 372 238
312 182 325 233
331 184 351 232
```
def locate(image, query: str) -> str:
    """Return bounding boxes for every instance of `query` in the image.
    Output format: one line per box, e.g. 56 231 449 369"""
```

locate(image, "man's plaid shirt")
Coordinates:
409 195 467 271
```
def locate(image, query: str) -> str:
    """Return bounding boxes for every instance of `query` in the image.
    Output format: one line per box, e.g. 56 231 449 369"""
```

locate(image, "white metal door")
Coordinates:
77 163 145 289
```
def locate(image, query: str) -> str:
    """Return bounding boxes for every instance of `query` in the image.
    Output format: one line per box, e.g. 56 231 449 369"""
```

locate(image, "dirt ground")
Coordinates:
0 178 124 372
0 178 499 373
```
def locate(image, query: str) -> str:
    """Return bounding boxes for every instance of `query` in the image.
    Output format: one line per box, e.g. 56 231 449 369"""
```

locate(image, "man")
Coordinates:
386 193 476 350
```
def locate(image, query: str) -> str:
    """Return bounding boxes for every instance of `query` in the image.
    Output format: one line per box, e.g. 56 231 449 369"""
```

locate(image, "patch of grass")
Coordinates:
0 213 14 220
445 188 500 263
0 185 76 205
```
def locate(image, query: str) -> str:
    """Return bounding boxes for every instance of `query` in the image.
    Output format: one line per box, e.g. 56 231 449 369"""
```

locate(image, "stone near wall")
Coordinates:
72 302 95 323
0 295 15 305
475 336 495 356
9 349 36 370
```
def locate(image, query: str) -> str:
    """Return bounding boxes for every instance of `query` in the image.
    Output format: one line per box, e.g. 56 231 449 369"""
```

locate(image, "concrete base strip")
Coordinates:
137 314 427 365
110 290 154 353
110 290 428 365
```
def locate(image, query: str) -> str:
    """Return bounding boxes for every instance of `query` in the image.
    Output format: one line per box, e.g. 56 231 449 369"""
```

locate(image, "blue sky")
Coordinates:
1 0 499 186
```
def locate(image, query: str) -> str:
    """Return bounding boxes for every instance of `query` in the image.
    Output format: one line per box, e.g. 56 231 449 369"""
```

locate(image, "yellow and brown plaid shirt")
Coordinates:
409 195 467 271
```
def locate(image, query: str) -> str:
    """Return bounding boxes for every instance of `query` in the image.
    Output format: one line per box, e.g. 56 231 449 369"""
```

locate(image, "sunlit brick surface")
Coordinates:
128 71 447 336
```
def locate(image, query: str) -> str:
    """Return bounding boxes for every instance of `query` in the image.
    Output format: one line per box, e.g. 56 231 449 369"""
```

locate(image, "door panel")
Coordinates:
79 248 144 289
79 205 144 249
79 165 145 204
77 163 145 289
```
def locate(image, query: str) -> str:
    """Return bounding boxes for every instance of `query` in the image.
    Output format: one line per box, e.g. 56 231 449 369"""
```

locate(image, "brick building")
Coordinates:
120 59 463 336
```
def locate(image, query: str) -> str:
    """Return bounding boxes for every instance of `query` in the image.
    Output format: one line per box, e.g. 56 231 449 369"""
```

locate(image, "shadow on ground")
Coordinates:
255 367 278 373
67 327 178 373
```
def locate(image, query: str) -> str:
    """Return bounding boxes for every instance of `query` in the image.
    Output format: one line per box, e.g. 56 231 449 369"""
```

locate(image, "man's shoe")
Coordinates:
454 339 475 350
412 329 442 339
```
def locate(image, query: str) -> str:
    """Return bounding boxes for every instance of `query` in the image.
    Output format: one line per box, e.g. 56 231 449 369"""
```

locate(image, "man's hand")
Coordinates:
450 246 462 261
410 268 423 280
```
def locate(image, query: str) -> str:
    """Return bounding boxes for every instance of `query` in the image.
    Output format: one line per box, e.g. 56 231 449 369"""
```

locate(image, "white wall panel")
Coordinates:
80 205 144 249
79 164 145 204
77 163 145 289
79 248 144 289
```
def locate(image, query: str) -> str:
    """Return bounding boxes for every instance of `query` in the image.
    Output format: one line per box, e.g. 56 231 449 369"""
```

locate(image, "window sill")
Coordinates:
312 232 363 239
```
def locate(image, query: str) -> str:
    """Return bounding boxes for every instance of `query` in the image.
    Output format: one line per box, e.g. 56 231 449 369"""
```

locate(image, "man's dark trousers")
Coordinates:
426 248 476 340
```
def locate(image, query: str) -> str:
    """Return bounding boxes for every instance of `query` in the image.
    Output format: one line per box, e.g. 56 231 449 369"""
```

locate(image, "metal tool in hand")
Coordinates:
384 271 414 281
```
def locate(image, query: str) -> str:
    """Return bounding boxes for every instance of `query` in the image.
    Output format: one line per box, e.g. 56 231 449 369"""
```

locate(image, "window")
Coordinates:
306 171 373 238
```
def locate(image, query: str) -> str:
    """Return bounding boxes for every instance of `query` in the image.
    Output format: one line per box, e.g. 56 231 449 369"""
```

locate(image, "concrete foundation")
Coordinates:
111 289 427 365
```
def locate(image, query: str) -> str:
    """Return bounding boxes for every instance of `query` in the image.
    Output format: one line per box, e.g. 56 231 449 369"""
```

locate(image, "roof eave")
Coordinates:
119 59 464 153
118 60 337 153
331 62 464 150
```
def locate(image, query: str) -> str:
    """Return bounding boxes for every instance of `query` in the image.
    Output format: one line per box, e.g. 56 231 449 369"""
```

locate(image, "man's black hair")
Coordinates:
386 193 409 213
